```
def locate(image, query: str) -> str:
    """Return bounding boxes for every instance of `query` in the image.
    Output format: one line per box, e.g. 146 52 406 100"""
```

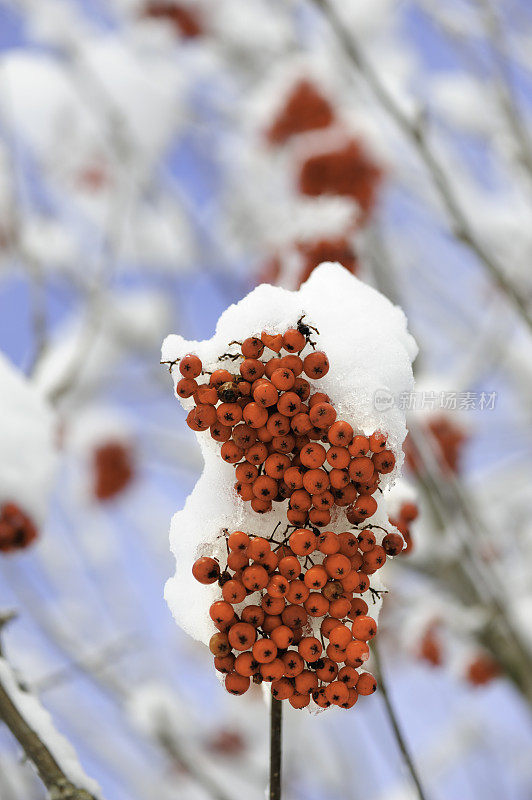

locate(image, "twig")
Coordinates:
372 641 429 800
0 655 101 800
269 697 282 800
310 0 532 333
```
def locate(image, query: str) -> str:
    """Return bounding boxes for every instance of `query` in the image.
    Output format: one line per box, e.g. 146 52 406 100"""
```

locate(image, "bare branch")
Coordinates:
310 0 532 333
372 641 429 800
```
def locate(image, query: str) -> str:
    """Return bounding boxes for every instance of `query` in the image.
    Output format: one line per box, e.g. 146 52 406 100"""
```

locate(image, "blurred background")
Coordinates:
1 1 532 798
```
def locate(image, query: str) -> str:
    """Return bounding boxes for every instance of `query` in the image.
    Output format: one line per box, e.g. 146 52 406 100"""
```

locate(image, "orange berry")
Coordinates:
176 377 198 398
369 431 387 452
267 574 289 598
271 368 295 391
216 403 243 426
242 564 269 591
220 441 244 464
345 639 370 667
240 359 265 382
295 670 319 694
278 556 301 580
271 677 294 700
192 557 220 584
271 625 294 649
303 351 329 379
286 580 310 605
277 392 302 417
329 596 352 619
328 420 353 446
222 580 247 604
348 435 369 456
253 381 278 407
326 447 350 469
318 531 340 555
325 681 349 705
243 402 268 429
209 601 235 627
356 672 377 695
260 659 285 682
372 450 396 473
341 688 359 709
282 329 306 352
316 658 339 683
241 336 264 358
261 594 285 615
280 354 304 375
252 638 278 663
179 354 202 378
282 604 308 629
353 495 378 519
300 442 326 468
309 402 336 429
228 622 257 651
303 565 328 590
298 636 322 662
247 537 271 561
241 605 265 627
210 422 233 442
225 672 250 695
324 554 351 579
289 528 318 555
329 624 352 649
281 650 305 677
263 614 283 634
291 412 313 436
209 632 230 656
382 532 404 556
303 468 330 494
214 654 235 673
358 530 376 552
304 593 330 617
289 692 310 709
351 615 377 641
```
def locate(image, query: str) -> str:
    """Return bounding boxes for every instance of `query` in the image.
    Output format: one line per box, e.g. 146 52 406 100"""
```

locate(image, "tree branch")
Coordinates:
372 641 429 800
0 654 101 800
310 0 532 333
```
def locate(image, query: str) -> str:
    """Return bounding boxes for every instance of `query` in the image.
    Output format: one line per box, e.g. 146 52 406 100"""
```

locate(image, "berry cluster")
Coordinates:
298 139 382 223
175 323 396 529
93 441 134 502
266 79 335 146
405 416 468 476
192 523 394 709
389 500 418 555
0 502 38 554
141 2 203 37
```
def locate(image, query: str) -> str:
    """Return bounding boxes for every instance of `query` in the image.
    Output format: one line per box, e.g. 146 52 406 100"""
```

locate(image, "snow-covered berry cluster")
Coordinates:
174 322 408 709
176 324 396 528
192 524 383 709
0 502 38 553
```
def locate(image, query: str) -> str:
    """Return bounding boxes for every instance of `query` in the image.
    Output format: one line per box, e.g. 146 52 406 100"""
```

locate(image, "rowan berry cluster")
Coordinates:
192 523 390 709
93 441 134 502
389 500 418 554
175 323 397 528
0 502 38 553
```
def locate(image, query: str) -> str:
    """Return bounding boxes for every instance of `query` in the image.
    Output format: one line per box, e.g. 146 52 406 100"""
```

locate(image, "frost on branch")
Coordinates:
162 263 417 709
0 353 56 553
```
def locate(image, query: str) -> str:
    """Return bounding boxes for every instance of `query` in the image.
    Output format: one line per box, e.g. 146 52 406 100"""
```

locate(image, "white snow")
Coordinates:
163 263 417 653
0 352 56 526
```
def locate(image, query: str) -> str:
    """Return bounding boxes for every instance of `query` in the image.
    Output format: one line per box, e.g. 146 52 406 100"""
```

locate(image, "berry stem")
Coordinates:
269 696 283 800
372 641 428 800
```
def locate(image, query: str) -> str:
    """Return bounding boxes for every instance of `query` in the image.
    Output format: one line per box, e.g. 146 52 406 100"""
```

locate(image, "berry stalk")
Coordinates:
269 696 283 800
